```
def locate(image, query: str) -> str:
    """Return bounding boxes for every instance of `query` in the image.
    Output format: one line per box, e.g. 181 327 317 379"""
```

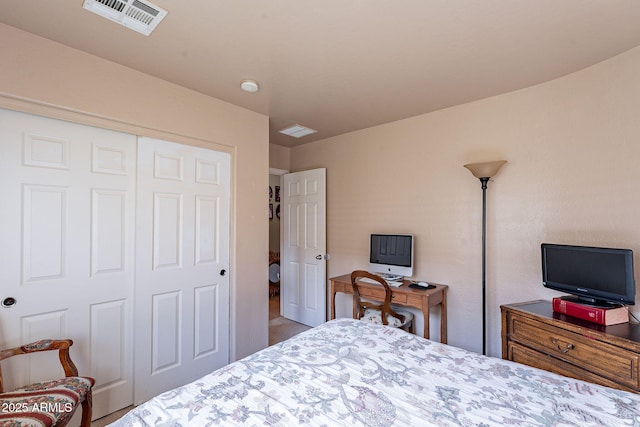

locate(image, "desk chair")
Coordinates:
0 339 94 427
351 270 415 333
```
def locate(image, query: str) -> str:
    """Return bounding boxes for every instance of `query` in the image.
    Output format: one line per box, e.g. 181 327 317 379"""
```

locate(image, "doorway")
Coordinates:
268 171 310 344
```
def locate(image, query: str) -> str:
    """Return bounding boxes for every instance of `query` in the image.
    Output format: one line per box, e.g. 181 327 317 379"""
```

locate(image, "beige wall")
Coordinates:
291 45 640 356
0 24 269 360
269 143 291 171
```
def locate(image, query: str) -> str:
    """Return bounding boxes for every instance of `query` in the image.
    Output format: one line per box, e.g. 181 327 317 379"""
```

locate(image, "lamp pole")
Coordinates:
464 160 506 356
480 177 489 356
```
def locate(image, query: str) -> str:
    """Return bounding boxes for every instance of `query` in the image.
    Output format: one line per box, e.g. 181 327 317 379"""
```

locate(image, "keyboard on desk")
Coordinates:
358 277 404 287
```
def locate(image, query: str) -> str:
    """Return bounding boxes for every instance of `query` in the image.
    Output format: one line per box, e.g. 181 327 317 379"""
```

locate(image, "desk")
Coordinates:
329 274 448 343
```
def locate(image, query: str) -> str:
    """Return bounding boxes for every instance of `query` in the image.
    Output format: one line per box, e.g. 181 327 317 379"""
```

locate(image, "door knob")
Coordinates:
220 269 226 276
2 297 17 308
316 255 322 260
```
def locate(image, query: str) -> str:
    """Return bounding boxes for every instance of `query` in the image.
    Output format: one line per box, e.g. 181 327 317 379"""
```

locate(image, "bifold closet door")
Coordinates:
0 108 135 420
134 137 231 404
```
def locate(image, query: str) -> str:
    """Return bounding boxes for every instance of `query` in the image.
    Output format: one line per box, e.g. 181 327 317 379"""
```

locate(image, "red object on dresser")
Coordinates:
552 297 629 325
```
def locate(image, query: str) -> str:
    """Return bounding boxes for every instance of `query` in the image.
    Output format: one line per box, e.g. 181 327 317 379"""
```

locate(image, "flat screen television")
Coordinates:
541 243 636 307
369 234 413 279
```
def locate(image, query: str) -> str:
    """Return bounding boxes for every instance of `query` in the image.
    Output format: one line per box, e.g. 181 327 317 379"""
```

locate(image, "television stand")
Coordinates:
558 295 619 309
502 300 640 393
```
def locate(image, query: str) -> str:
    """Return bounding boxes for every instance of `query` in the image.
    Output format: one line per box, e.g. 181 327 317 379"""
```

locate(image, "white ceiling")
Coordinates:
2 1 640 147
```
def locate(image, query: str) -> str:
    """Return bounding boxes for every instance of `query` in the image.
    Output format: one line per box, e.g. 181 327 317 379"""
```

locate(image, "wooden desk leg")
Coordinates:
422 303 430 340
330 289 336 320
440 290 447 344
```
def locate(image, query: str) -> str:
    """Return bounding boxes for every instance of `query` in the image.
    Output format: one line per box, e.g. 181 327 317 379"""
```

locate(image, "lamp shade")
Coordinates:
464 160 507 179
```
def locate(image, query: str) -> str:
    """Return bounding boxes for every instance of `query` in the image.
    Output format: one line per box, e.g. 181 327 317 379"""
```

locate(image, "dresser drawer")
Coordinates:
508 342 633 391
358 287 408 303
508 314 640 389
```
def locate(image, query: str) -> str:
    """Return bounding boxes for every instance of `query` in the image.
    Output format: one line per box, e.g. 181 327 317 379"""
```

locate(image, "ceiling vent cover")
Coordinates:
83 0 168 36
279 124 318 138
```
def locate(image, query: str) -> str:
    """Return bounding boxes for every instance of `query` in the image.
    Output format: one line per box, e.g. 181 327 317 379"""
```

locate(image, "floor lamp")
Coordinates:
464 160 507 356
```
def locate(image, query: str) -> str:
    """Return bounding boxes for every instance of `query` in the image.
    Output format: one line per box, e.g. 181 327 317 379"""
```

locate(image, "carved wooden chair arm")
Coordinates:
0 339 93 426
0 339 78 377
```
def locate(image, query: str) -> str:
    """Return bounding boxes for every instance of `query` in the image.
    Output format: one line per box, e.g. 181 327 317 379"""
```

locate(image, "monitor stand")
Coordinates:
375 272 403 281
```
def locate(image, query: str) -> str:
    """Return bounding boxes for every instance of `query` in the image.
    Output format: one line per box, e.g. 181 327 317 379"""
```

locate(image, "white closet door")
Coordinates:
134 137 230 404
0 108 135 420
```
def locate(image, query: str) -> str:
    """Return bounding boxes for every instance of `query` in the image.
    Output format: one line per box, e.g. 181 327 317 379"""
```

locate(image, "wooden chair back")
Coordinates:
350 270 407 326
0 340 77 392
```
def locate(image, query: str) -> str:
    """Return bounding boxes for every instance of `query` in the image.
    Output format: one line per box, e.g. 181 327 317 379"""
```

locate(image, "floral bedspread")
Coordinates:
110 319 640 426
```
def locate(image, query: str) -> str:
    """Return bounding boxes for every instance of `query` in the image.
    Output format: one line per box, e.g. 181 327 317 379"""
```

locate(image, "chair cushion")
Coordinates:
361 307 414 328
0 376 94 427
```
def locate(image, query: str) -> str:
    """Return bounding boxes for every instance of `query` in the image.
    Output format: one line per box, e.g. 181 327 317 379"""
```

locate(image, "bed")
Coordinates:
110 319 640 426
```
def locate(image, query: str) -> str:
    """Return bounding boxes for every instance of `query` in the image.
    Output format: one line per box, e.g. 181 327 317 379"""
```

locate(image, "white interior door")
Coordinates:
0 108 135 420
281 168 327 327
134 137 230 404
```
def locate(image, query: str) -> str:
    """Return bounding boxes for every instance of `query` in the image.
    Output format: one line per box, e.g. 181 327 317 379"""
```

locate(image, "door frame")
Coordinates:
269 167 289 317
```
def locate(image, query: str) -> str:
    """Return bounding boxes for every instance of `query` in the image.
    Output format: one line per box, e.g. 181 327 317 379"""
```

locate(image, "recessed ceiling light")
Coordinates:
240 80 259 93
279 124 318 138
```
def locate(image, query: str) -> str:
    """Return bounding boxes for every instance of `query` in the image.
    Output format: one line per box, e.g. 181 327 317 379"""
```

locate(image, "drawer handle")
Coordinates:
552 338 574 354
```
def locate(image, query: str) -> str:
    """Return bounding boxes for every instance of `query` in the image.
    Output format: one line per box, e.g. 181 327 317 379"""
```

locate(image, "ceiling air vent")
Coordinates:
279 124 318 138
83 0 168 36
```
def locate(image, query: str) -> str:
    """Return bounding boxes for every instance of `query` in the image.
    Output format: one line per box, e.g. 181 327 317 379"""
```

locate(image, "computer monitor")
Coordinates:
368 234 414 279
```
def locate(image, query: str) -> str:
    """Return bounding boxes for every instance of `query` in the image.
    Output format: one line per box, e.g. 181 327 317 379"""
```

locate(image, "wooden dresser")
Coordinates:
501 300 640 393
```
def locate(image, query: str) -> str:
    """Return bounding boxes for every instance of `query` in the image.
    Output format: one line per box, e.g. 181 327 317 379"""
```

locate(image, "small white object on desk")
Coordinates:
358 277 403 287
